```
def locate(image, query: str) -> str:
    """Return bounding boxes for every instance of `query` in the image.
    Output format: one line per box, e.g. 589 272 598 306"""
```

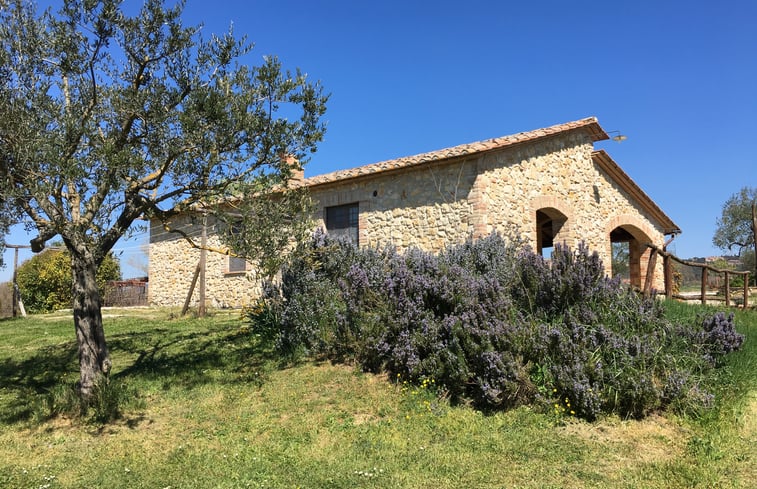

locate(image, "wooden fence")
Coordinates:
0 282 13 319
645 244 751 307
102 278 148 307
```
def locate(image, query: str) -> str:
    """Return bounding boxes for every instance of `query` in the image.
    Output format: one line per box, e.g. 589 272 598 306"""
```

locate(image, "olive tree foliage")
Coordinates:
0 0 327 400
0 203 11 269
0 163 17 268
215 185 315 280
713 187 757 281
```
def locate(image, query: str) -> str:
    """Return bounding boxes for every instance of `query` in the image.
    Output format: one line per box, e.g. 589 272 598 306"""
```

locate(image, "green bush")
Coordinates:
16 247 120 313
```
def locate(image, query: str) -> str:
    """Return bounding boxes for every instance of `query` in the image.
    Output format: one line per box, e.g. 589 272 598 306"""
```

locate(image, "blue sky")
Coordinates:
2 0 756 281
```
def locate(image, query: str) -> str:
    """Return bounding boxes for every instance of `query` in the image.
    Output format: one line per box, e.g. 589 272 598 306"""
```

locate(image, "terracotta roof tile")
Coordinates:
304 117 607 187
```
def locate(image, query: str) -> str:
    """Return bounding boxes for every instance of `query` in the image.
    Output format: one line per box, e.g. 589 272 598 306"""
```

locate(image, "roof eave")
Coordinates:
305 117 609 189
592 150 681 235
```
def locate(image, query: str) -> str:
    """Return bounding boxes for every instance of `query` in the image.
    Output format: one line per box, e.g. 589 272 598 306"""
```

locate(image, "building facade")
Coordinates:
149 117 680 307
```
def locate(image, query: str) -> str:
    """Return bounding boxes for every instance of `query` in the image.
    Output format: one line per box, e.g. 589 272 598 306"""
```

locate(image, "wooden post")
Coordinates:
181 262 201 316
198 214 207 318
724 271 730 306
701 267 708 305
643 248 657 297
663 254 672 299
662 236 675 300
16 285 26 317
744 273 750 309
12 247 19 318
8 244 31 318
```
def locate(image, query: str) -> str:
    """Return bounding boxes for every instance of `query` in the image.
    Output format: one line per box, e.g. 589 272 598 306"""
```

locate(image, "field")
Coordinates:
0 304 754 488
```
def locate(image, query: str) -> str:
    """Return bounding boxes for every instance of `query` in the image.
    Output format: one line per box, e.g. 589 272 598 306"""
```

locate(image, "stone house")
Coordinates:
148 117 680 307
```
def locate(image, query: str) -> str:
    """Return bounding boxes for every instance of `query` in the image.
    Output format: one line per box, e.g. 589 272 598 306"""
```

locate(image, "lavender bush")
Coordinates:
246 232 745 420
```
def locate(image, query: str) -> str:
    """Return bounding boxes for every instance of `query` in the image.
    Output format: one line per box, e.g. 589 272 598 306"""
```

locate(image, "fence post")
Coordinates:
724 271 730 306
744 273 750 309
701 267 708 305
643 249 657 297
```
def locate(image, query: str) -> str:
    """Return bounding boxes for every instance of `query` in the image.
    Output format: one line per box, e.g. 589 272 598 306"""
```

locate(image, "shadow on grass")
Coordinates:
0 320 276 425
0 340 79 424
109 326 275 389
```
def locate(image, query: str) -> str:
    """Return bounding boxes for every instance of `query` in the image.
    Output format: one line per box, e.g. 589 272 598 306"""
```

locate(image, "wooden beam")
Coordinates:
645 243 750 276
663 254 673 299
181 262 201 316
643 248 657 297
744 278 750 309
198 214 207 318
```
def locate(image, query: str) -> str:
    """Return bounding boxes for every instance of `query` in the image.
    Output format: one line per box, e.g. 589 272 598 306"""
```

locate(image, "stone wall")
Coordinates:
478 131 666 289
149 214 261 308
149 130 669 307
310 159 478 253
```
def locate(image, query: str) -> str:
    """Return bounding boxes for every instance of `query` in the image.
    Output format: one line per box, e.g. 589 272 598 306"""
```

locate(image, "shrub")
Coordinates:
16 247 121 313
252 232 745 420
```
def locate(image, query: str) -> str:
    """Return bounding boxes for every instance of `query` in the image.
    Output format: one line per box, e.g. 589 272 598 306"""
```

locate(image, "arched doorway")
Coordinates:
536 208 569 258
609 224 652 288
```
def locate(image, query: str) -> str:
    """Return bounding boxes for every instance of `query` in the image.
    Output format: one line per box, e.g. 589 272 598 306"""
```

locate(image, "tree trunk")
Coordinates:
71 252 111 402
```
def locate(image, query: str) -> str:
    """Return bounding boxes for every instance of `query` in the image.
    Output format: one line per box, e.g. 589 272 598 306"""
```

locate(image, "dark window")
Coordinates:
227 222 248 273
228 255 247 274
326 203 359 245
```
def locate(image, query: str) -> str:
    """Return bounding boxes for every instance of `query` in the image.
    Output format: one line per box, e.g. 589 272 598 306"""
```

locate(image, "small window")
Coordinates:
326 203 359 245
225 221 248 274
228 255 247 274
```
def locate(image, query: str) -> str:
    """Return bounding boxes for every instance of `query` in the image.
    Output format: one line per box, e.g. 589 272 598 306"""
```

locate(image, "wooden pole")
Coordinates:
7 244 31 318
198 214 207 318
181 262 201 316
12 247 19 318
701 267 708 305
15 284 26 317
663 254 672 299
724 271 730 306
744 273 750 309
643 249 657 297
662 235 675 300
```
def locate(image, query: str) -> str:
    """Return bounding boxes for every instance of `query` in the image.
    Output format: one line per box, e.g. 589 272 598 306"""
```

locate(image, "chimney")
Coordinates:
281 153 304 186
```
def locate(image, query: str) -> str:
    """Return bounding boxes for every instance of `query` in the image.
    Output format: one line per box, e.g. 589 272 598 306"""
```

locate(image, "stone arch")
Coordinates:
531 196 574 256
606 214 656 288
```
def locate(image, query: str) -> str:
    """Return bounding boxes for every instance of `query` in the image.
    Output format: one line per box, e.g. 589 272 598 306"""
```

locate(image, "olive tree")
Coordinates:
713 187 757 282
0 0 327 400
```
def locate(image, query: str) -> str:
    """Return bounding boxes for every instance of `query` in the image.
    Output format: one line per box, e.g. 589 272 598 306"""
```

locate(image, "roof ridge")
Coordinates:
305 117 607 187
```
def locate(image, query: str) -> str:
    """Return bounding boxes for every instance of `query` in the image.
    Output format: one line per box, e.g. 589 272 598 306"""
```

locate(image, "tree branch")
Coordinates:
159 219 241 258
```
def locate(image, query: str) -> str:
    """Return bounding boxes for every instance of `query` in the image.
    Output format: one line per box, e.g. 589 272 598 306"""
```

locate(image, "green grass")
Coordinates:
0 304 754 488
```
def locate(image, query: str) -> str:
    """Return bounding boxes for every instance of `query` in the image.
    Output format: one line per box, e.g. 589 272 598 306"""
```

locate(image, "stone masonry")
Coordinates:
149 117 680 307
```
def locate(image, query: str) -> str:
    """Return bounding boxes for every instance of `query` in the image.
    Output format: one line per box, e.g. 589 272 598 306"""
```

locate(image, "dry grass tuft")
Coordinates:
560 414 687 465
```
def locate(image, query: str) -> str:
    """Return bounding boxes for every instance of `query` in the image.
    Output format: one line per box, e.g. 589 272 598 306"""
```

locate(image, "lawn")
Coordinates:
0 304 754 488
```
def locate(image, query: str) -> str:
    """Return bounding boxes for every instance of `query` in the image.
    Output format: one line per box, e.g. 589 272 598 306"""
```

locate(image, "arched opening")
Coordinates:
536 208 568 258
610 225 652 288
